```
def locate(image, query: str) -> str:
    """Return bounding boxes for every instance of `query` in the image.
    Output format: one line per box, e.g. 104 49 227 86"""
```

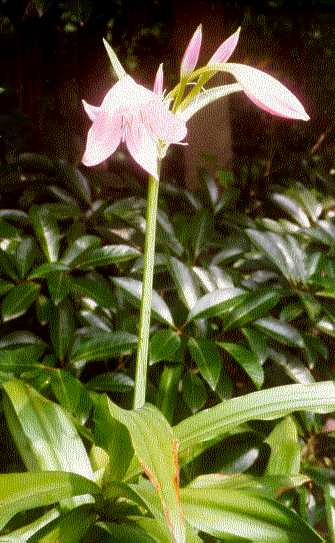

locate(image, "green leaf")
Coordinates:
101 400 186 542
56 161 92 205
3 379 94 480
72 245 141 269
87 372 134 392
167 256 199 310
2 283 40 322
175 381 335 458
254 317 305 348
188 338 221 390
0 509 59 542
271 192 310 227
265 417 300 476
50 369 92 423
186 472 309 498
61 235 101 265
28 505 96 542
70 276 114 308
30 205 60 263
242 327 268 365
187 288 245 321
14 237 36 278
224 288 281 330
0 280 14 296
182 373 208 412
93 394 134 480
28 262 70 279
50 299 75 361
70 331 137 365
47 271 70 304
0 248 19 279
268 349 315 384
0 471 99 532
190 210 213 259
181 486 323 541
113 277 174 327
0 344 46 381
87 521 158 543
149 330 181 365
218 342 264 389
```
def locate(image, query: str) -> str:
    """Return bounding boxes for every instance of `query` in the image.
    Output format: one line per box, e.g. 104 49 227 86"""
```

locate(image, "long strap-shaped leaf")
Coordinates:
101 397 185 543
175 381 335 457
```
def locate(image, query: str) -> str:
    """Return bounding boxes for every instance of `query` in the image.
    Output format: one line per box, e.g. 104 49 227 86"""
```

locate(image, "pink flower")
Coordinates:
180 24 202 77
224 62 310 121
153 63 164 96
208 27 241 65
82 75 187 179
206 27 309 121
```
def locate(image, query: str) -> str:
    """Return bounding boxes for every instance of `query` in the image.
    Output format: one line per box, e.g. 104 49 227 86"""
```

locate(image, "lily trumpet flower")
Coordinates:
82 73 187 179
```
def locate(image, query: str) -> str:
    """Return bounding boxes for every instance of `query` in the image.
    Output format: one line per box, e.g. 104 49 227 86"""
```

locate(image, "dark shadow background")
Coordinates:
0 0 334 187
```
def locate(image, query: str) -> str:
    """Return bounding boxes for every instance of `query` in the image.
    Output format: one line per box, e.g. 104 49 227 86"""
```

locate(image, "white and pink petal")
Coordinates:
225 63 310 121
82 111 122 167
208 27 241 65
125 121 159 179
142 99 187 144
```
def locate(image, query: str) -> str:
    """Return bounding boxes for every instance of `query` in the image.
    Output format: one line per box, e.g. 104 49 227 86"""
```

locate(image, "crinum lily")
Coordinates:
81 30 310 415
82 58 186 179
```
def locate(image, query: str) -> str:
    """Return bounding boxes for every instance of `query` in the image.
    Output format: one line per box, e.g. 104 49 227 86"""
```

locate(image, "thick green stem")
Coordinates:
133 167 160 409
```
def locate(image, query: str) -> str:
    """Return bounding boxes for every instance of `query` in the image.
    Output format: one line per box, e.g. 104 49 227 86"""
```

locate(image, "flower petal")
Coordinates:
142 99 187 144
82 111 122 167
208 27 241 65
101 75 154 113
125 120 159 179
226 63 310 121
180 24 202 77
82 99 100 122
153 63 164 95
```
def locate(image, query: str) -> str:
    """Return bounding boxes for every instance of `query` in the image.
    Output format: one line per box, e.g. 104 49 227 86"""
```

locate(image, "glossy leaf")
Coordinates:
167 256 199 310
70 276 114 308
61 235 101 265
72 244 141 269
0 471 99 532
224 288 281 330
188 338 221 390
70 331 137 365
218 342 264 389
47 271 70 305
3 379 94 480
149 329 181 365
14 236 36 278
175 381 335 457
187 288 245 321
87 372 134 392
50 299 75 361
30 205 60 263
28 504 96 543
2 283 40 322
0 344 46 381
182 372 208 412
181 486 323 541
265 417 300 476
50 369 92 423
254 317 305 348
113 277 174 326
